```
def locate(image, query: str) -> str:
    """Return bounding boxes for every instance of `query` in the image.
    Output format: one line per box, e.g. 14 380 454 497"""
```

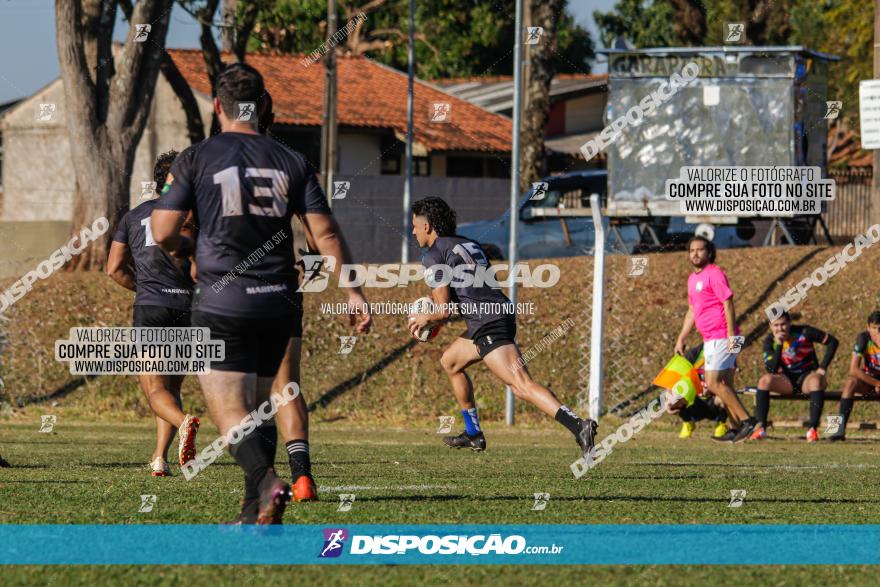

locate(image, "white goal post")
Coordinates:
589 193 606 421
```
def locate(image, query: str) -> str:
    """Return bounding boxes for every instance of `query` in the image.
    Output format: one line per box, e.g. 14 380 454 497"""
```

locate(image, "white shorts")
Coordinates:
703 338 737 371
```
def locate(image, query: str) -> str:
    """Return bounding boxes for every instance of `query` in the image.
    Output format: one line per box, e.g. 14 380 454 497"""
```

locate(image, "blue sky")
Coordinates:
0 0 616 104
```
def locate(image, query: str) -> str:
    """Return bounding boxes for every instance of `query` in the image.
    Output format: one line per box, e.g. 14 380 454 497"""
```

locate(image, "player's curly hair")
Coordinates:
687 235 716 264
153 150 179 195
412 197 456 236
215 62 266 121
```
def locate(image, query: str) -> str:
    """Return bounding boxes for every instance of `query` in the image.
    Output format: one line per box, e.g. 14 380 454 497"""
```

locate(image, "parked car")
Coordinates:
458 170 756 259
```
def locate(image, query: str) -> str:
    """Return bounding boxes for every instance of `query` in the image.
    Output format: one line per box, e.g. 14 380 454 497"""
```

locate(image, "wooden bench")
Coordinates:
737 387 878 428
738 387 880 401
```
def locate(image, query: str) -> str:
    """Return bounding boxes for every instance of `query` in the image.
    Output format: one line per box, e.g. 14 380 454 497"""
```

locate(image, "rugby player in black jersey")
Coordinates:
829 311 880 441
107 150 200 476
407 197 596 458
752 312 838 442
150 64 370 524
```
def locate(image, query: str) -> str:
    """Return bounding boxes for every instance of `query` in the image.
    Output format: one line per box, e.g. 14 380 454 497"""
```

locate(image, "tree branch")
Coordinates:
121 0 205 144
108 0 174 141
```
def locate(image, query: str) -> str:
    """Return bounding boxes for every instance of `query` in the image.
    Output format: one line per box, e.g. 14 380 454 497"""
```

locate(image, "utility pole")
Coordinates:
321 0 339 206
402 0 415 263
873 0 880 224
506 0 525 426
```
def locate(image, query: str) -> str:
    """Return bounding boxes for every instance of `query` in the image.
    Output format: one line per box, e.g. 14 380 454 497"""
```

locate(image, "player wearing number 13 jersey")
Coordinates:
408 197 597 460
151 64 371 524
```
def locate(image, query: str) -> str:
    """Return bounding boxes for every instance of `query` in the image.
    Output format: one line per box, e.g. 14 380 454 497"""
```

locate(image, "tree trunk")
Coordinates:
120 0 205 144
56 0 172 270
520 0 565 194
159 54 206 145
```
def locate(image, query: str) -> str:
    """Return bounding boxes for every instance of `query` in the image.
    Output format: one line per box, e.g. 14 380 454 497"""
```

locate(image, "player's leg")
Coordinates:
751 373 794 439
703 339 755 442
481 343 596 456
706 395 729 438
273 338 317 501
192 311 290 524
245 314 296 523
830 376 870 440
0 452 10 468
139 373 177 477
135 307 199 469
439 337 485 450
199 369 286 524
800 371 826 442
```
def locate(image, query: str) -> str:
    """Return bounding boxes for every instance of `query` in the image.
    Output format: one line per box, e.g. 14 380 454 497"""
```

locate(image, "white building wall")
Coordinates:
1 80 75 221
0 75 212 221
337 133 381 175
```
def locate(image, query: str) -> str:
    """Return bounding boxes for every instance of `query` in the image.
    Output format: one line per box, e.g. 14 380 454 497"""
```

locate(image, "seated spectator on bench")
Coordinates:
829 311 880 441
666 344 729 439
752 312 838 442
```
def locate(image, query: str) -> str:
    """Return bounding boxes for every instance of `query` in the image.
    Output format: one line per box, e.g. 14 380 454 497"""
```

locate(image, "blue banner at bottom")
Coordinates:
2 525 879 565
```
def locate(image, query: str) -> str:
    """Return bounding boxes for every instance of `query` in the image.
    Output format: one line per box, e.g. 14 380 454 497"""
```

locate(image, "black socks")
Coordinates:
808 391 825 430
286 439 311 481
755 389 770 428
554 405 583 438
229 434 272 492
839 397 855 428
256 423 278 464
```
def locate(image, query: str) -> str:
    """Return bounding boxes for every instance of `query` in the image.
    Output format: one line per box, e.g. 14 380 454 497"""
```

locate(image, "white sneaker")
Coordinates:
150 457 172 477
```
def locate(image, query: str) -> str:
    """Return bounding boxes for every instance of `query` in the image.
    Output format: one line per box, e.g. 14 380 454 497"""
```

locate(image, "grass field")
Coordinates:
2 418 880 584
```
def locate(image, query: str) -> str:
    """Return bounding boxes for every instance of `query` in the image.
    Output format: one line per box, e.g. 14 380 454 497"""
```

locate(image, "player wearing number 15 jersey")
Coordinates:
150 64 370 524
407 197 597 460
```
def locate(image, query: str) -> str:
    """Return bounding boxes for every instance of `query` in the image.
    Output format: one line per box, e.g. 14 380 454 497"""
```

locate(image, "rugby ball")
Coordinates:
409 296 443 342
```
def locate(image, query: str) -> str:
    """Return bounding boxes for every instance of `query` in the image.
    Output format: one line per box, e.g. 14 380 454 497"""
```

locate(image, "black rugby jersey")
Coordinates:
156 132 330 317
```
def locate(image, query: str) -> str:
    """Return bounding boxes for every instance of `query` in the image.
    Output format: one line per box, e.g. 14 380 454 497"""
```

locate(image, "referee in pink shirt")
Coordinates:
674 236 756 443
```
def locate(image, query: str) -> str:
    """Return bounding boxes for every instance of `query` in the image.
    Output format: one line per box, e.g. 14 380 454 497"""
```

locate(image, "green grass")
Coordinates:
2 419 880 584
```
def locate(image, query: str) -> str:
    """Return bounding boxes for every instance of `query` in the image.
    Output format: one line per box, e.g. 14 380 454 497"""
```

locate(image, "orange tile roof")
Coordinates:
167 49 512 153
433 73 607 85
827 123 873 168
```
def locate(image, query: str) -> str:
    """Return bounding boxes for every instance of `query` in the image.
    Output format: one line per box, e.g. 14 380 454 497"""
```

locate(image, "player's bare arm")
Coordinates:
723 297 737 351
409 284 453 336
301 211 372 334
150 209 195 258
675 306 695 355
106 241 137 291
849 354 880 390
